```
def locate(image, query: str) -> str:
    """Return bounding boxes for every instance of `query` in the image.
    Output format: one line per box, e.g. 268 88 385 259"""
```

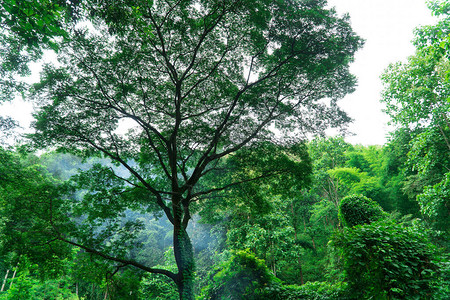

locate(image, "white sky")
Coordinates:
0 0 439 146
327 0 437 145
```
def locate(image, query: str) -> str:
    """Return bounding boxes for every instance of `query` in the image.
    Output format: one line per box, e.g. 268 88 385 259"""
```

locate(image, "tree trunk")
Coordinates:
298 258 304 285
9 266 17 290
173 225 195 300
437 122 450 152
311 236 317 251
1 269 9 292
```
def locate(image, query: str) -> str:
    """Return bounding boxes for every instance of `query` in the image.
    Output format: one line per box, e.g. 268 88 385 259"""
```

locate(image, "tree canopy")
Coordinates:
18 0 363 298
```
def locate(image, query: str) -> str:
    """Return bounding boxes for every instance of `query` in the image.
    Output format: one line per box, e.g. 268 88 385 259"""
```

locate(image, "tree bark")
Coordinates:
9 266 17 290
1 269 9 292
172 196 195 300
311 236 317 251
173 226 195 300
298 257 304 285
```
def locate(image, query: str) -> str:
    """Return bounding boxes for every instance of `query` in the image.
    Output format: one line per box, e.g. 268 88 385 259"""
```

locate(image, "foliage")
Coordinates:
381 0 450 211
199 249 279 300
338 194 387 227
417 172 450 248
0 147 74 277
138 248 179 300
0 0 80 103
331 219 442 299
258 281 348 300
381 0 450 257
4 1 450 298
0 257 77 300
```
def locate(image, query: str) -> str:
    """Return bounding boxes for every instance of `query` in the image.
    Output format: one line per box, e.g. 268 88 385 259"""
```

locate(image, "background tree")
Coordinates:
26 0 362 298
381 0 450 251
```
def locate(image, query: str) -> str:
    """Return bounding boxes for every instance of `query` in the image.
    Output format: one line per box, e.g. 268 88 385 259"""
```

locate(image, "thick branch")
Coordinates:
55 236 178 281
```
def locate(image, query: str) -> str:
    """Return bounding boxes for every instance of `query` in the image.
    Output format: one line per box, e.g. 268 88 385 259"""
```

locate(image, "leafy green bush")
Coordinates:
331 220 441 299
139 273 179 300
0 268 77 300
338 194 386 227
257 281 349 300
138 248 178 300
199 250 279 299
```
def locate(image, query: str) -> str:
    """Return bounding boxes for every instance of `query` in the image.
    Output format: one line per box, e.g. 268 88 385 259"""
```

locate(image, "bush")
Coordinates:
338 194 386 227
331 220 441 299
200 250 348 300
199 250 279 299
138 248 178 300
257 281 349 300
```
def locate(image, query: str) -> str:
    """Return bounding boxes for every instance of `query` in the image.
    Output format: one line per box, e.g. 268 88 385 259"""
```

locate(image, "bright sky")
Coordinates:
327 0 437 145
0 0 439 146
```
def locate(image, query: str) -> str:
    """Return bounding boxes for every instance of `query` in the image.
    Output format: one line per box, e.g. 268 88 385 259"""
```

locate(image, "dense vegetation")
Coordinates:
0 0 449 299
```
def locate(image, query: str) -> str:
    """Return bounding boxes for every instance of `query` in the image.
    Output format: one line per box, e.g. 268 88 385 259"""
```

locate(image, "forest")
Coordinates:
0 0 449 299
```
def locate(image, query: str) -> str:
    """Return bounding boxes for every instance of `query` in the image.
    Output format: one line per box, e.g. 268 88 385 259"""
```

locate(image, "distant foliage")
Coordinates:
331 220 442 299
338 194 386 227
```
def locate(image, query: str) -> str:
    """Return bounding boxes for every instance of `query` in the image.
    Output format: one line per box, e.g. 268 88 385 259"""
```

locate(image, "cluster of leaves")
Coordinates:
0 147 74 276
381 0 450 254
0 257 77 300
331 219 442 299
199 249 278 299
0 0 81 103
331 195 446 299
417 172 450 248
138 248 179 300
258 281 348 300
338 194 387 227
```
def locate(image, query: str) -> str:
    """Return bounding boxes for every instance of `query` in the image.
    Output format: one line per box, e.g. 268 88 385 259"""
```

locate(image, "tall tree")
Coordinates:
27 0 362 298
381 0 450 247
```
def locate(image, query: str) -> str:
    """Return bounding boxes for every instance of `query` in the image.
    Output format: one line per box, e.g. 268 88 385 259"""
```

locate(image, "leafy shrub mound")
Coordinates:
200 250 277 299
201 250 349 300
338 194 386 227
331 220 441 299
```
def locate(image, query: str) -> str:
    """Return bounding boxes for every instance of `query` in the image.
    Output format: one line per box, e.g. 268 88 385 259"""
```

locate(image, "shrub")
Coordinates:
257 281 349 300
338 194 386 227
331 220 441 299
199 250 279 299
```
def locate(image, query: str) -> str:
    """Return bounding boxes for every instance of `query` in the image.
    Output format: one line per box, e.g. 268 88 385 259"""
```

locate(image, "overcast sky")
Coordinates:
1 0 439 145
327 0 437 145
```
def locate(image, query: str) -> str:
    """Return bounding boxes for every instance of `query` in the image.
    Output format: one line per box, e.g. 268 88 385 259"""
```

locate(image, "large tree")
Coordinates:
26 0 362 298
381 0 450 249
